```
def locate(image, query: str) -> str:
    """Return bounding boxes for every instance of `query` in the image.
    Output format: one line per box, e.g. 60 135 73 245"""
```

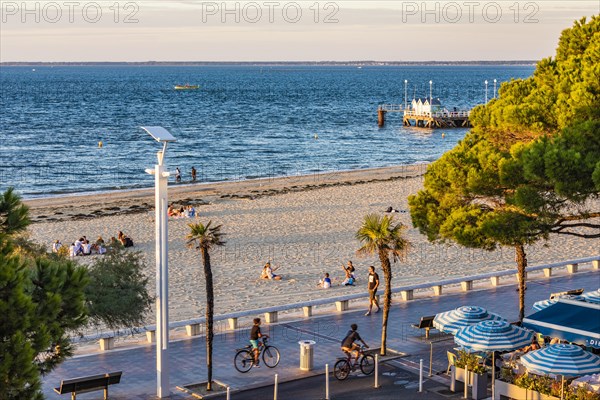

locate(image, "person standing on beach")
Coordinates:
191 166 197 182
175 167 182 183
365 266 380 316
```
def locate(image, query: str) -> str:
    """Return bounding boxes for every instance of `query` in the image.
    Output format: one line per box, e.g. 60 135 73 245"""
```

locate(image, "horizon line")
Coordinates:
1 60 538 66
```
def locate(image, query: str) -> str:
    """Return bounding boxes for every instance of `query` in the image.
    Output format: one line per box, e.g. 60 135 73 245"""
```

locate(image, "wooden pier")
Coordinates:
377 103 471 128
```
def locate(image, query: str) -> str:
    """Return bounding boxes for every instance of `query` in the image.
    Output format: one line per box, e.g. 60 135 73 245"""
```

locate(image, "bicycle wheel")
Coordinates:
234 349 254 373
334 359 351 380
360 354 375 375
262 345 280 368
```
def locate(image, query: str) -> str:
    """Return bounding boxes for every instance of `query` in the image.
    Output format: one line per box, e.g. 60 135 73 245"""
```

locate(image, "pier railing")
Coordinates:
403 110 471 118
78 255 599 350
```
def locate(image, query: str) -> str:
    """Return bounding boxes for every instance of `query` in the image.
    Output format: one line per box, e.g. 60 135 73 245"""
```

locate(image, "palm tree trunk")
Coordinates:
515 244 527 323
202 247 214 391
378 249 392 356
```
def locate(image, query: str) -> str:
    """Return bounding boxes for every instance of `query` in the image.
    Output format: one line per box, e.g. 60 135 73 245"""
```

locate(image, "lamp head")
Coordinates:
141 126 176 143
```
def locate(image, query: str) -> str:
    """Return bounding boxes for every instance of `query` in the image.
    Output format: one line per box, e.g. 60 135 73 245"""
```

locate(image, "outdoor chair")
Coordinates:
446 351 457 375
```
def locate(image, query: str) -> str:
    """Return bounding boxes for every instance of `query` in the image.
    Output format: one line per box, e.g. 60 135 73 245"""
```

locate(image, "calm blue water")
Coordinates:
0 65 534 198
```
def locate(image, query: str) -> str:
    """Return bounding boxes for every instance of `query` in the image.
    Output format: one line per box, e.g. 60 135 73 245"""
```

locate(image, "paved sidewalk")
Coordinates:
43 270 600 399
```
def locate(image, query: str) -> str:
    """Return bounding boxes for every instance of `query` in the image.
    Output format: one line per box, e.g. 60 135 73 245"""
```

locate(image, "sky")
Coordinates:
0 1 599 62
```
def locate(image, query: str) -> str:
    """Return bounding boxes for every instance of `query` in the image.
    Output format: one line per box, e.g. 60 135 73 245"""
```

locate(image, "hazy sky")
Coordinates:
1 1 598 61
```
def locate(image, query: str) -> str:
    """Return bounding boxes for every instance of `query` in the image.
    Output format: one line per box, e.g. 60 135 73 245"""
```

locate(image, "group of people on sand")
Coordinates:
317 261 358 288
53 236 106 257
52 230 133 257
168 204 196 218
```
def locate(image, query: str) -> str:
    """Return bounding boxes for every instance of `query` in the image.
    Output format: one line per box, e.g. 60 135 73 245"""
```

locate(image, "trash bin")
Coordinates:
299 340 316 371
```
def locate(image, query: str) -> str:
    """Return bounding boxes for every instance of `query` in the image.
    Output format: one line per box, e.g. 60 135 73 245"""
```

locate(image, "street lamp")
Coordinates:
485 80 489 104
143 126 177 399
493 79 497 98
429 80 433 103
404 79 408 110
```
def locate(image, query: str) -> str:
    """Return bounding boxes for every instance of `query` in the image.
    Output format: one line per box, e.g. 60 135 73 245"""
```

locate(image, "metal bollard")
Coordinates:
464 365 468 399
419 359 423 392
274 374 278 400
374 354 380 388
325 364 330 400
429 342 433 377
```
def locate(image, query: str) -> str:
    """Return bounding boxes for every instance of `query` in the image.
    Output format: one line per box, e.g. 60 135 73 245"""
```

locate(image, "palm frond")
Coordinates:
356 213 410 260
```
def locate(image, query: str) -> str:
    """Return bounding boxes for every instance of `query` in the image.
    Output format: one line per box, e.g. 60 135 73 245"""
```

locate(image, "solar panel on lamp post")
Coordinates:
142 126 176 399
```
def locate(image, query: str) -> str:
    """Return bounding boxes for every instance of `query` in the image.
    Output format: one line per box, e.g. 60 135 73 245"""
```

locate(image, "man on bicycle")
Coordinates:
250 317 268 368
341 323 368 361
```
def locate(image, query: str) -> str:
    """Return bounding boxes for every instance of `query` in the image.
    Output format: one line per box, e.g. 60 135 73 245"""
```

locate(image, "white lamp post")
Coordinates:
494 79 497 98
485 80 489 104
404 79 408 110
429 80 433 103
142 126 177 399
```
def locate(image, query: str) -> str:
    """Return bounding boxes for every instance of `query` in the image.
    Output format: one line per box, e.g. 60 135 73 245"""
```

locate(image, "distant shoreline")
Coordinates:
1 60 538 67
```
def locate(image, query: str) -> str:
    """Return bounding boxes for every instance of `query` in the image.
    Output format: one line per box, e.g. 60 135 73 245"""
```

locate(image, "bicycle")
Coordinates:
234 337 280 373
333 345 375 380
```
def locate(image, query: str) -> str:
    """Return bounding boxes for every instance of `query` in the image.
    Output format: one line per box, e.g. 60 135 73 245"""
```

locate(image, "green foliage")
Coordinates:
186 221 226 251
0 187 30 236
0 235 89 399
356 214 410 260
506 373 600 400
454 350 486 375
469 16 600 147
85 248 152 331
409 16 600 323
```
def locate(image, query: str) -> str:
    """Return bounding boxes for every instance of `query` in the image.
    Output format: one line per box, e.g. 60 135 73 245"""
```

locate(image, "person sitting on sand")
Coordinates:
69 243 76 257
73 238 84 256
341 267 355 286
118 231 134 248
52 240 62 253
342 261 356 283
168 204 176 217
82 240 92 255
187 205 196 217
318 273 332 288
261 262 282 280
94 236 106 254
109 236 120 247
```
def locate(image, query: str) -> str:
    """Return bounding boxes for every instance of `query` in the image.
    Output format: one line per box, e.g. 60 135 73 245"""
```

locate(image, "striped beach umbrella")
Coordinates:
454 320 534 351
533 295 584 311
581 289 600 304
455 320 534 400
521 344 600 378
433 305 505 335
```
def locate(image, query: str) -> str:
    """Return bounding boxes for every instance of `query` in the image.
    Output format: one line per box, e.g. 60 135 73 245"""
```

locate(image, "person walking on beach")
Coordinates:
365 265 380 316
175 167 182 183
191 166 197 182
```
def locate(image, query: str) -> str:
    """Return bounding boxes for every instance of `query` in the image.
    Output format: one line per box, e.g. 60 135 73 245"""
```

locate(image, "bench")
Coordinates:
54 371 122 400
549 288 584 299
411 315 436 339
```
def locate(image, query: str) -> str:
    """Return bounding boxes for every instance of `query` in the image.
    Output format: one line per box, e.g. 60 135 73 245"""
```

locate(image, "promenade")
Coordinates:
43 269 600 399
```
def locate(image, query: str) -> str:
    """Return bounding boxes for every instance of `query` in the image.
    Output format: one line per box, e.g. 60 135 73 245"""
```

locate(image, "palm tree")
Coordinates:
186 221 225 391
356 214 410 356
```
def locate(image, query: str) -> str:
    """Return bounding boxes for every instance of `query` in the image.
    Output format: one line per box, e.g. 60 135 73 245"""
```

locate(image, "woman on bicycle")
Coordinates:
250 318 268 368
341 323 368 361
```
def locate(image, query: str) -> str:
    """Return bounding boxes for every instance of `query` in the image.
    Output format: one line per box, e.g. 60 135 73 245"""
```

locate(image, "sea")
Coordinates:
0 65 534 198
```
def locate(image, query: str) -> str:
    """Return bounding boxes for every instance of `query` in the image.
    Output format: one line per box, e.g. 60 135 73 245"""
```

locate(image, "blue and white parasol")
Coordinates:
433 305 505 335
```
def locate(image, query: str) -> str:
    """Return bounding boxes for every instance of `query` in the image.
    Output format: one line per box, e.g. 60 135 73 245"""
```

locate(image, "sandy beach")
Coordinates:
25 165 599 325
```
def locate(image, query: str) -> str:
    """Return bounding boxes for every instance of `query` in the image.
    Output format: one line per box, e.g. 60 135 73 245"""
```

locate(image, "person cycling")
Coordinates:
250 317 269 368
340 323 368 361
